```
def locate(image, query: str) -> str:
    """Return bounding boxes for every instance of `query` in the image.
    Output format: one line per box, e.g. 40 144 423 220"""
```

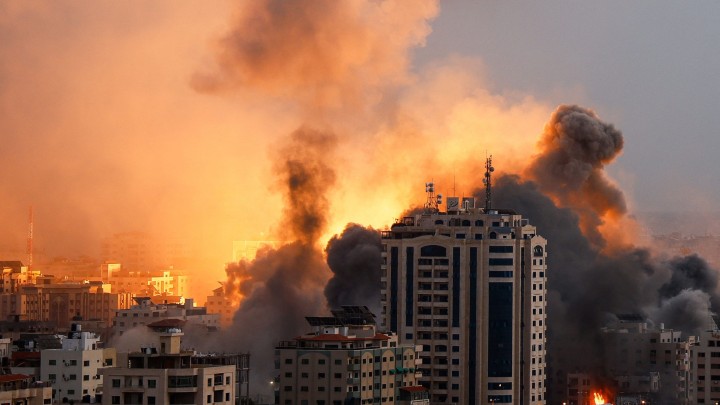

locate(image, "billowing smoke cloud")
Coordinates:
485 107 720 402
193 0 438 110
324 224 382 315
526 105 625 247
203 128 336 396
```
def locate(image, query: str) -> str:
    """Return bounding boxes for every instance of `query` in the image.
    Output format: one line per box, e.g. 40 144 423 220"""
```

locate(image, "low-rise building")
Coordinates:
112 297 219 337
205 285 237 328
101 320 239 405
0 374 52 405
40 324 116 403
275 306 428 405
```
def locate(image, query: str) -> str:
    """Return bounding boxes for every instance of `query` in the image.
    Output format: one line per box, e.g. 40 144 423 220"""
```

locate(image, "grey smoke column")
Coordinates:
526 104 625 247
324 224 382 315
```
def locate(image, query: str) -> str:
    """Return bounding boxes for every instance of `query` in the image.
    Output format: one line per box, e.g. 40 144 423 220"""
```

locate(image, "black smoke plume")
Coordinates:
482 105 720 402
197 127 336 398
324 224 382 315
526 104 625 247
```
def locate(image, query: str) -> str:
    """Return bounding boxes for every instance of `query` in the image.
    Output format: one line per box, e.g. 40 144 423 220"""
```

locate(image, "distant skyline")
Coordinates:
1 1 718 271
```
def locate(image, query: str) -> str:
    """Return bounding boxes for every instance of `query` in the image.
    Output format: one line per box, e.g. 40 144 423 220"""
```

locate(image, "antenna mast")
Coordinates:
26 206 33 268
483 156 494 211
424 182 440 213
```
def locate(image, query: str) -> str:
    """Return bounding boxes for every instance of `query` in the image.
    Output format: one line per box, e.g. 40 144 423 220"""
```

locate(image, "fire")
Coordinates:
593 392 607 405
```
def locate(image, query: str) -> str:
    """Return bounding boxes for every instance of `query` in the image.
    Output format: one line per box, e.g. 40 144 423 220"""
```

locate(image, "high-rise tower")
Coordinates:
380 187 548 404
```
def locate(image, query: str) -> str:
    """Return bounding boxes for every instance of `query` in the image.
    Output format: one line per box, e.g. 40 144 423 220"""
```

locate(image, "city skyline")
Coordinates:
2 1 720 283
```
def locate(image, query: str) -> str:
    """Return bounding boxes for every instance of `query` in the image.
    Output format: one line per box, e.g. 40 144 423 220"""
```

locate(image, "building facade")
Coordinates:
112 297 219 337
380 200 548 404
690 328 720 404
101 321 238 405
276 306 428 405
0 374 52 405
40 324 116 403
600 317 690 404
15 281 132 329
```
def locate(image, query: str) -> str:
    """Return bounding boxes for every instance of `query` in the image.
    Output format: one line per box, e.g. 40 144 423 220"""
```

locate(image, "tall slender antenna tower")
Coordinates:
483 155 494 211
26 206 33 267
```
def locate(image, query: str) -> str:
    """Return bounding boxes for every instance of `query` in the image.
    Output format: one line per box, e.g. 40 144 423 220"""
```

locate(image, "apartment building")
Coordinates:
101 319 237 405
380 189 548 404
112 297 219 336
276 306 428 405
0 374 52 405
40 324 116 403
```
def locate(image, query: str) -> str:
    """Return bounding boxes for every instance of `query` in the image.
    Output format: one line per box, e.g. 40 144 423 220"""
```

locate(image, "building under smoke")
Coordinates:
380 181 548 404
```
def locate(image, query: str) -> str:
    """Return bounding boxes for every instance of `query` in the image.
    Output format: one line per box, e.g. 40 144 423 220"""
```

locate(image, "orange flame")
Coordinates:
593 392 607 405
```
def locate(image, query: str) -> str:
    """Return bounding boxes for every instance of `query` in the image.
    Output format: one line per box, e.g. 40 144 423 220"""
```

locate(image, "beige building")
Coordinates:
0 374 52 405
101 320 237 405
380 197 548 404
205 285 237 328
689 327 720 404
12 281 132 330
112 297 219 337
0 261 41 293
40 324 116 403
102 267 188 298
276 306 428 405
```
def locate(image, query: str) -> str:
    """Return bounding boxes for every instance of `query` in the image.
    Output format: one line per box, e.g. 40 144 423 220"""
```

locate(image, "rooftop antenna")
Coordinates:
483 155 494 211
424 181 438 213
27 206 33 268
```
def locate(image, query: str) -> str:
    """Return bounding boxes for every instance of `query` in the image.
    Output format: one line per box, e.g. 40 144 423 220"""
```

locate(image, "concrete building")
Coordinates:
101 320 239 405
380 190 548 404
102 267 188 298
100 232 189 273
600 316 690 404
112 297 219 337
689 325 720 404
0 261 41 293
276 306 428 405
11 281 132 330
0 374 52 405
40 324 116 403
205 285 237 328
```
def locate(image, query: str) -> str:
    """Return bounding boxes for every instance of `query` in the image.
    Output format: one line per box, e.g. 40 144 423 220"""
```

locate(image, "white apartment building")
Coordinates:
381 191 548 404
40 324 116 403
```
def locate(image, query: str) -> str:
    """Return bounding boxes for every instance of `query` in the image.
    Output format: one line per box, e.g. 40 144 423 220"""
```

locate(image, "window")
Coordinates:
284 358 293 364
207 395 212 404
148 379 156 388
69 374 77 380
148 397 156 405
83 375 90 381
226 376 231 385
112 396 120 405
84 360 90 366
49 360 56 365
112 379 121 388
301 358 309 365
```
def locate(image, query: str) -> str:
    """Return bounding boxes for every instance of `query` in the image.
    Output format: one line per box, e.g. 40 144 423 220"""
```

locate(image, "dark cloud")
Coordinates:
324 224 382 315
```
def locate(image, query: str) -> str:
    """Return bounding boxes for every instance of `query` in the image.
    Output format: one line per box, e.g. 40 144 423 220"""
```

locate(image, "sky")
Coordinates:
1 1 719 295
